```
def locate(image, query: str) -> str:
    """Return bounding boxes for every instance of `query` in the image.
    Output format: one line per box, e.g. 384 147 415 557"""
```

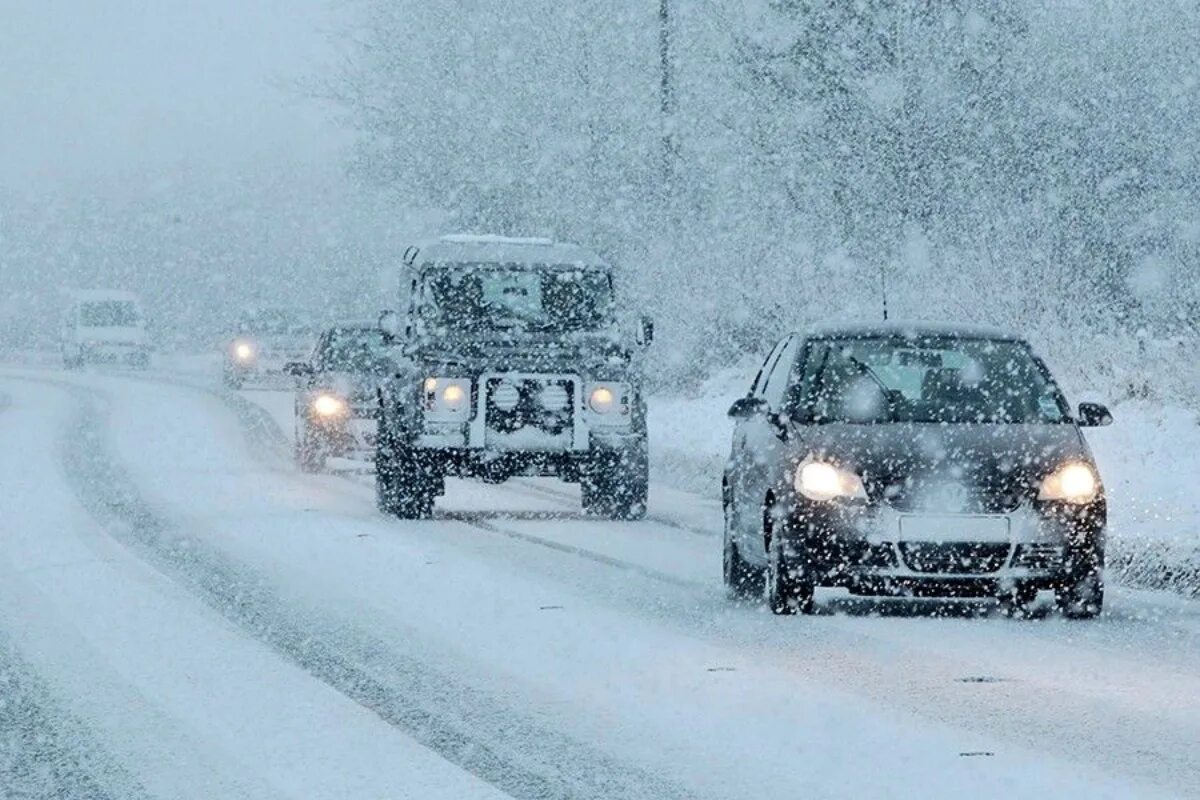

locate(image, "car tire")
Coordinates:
723 502 763 600
581 447 648 521
1056 570 1104 619
375 427 435 520
998 583 1039 618
766 508 814 616
295 427 326 473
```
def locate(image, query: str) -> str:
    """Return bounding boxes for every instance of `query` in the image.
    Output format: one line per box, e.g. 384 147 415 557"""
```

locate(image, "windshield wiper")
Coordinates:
846 356 897 422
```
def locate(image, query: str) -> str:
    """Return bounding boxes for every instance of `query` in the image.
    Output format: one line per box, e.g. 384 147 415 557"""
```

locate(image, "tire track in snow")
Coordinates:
37 374 697 800
0 632 150 800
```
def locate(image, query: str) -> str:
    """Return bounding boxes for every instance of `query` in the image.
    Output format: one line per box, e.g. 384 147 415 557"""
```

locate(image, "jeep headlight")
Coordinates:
423 377 471 419
587 382 630 415
1038 462 1099 504
311 393 346 417
794 459 867 503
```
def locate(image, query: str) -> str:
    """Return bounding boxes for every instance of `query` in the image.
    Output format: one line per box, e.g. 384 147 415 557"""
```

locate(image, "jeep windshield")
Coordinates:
800 337 1070 424
421 264 614 334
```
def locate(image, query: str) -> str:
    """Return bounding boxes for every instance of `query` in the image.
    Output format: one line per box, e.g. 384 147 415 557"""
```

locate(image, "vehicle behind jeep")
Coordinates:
375 235 652 519
223 307 317 388
61 290 150 369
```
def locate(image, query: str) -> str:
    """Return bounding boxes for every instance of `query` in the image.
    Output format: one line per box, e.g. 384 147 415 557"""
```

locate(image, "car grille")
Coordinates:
485 377 575 435
880 481 1024 514
898 542 1011 574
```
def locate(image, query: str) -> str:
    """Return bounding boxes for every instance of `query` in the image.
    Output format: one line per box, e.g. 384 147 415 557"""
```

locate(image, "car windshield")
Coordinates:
801 337 1069 424
321 328 390 372
421 264 614 333
79 301 140 327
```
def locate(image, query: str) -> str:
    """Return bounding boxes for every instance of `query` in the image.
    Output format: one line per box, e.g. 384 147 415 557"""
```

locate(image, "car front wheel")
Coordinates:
765 508 814 616
1056 570 1104 619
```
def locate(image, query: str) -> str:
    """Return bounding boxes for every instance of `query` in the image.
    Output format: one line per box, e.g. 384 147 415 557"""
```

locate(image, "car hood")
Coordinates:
790 422 1094 512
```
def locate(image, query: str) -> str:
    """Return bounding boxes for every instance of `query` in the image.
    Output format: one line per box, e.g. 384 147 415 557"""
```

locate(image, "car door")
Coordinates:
731 335 800 557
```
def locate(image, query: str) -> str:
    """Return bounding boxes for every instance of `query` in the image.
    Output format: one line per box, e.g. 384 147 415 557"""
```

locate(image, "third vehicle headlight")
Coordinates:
233 341 255 362
312 393 346 417
794 459 867 503
1039 462 1099 504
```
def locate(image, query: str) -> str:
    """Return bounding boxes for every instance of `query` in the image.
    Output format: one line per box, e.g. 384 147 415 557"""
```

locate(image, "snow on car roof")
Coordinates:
405 234 607 269
803 320 1023 341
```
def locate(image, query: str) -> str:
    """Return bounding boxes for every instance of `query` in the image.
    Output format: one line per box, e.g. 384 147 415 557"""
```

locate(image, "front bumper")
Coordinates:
779 497 1104 594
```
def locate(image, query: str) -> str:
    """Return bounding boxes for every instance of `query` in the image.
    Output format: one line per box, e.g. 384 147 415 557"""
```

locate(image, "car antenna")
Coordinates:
879 261 889 321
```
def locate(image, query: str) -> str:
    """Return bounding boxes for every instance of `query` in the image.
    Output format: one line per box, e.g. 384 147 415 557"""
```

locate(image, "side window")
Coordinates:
312 335 330 370
787 341 829 419
749 338 787 397
762 336 801 409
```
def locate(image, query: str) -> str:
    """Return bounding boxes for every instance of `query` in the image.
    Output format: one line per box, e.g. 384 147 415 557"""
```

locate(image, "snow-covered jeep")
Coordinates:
375 235 653 520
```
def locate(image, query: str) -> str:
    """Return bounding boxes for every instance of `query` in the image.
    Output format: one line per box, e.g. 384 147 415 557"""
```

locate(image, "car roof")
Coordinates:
800 320 1024 342
404 234 607 269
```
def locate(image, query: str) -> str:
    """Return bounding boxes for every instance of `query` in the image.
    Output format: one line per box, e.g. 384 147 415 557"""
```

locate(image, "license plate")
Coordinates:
898 514 1010 543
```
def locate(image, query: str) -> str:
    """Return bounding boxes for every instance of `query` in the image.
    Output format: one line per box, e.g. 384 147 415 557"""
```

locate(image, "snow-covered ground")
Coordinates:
1 362 1198 798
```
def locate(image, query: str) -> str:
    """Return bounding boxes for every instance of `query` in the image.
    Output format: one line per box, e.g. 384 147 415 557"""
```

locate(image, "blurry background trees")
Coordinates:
321 0 1199 394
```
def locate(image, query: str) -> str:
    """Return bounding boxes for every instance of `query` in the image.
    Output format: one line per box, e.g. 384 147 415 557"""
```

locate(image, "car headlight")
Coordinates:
794 459 867 502
233 341 255 362
423 377 471 419
311 393 346 417
1039 462 1099 504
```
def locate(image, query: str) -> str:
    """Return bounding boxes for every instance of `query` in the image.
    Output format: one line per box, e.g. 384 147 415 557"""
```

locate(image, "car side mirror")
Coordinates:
728 395 768 420
378 309 402 342
284 362 313 377
1077 401 1113 427
636 315 655 347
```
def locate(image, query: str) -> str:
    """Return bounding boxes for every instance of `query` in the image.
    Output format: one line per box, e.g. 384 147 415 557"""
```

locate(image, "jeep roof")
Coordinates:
404 234 607 270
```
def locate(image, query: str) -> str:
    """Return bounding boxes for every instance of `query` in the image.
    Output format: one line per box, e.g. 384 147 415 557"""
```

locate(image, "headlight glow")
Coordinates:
233 341 255 362
312 394 346 417
1039 462 1099 504
794 459 867 502
441 383 466 409
423 377 471 418
589 386 616 413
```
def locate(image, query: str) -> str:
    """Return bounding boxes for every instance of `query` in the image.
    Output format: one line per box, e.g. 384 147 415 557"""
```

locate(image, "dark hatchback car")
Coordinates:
285 324 394 472
722 323 1112 618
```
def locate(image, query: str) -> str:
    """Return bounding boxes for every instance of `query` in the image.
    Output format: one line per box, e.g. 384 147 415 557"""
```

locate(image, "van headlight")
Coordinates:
1038 462 1099 504
423 377 471 419
794 459 867 502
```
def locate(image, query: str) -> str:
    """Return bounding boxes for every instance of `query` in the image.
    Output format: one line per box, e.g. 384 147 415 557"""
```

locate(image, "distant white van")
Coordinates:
61 290 150 368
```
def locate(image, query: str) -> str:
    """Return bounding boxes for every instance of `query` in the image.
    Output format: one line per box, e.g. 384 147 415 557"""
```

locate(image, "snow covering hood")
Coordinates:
413 330 635 377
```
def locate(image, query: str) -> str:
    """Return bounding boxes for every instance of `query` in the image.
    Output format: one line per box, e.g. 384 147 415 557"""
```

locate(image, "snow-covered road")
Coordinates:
1 367 1197 799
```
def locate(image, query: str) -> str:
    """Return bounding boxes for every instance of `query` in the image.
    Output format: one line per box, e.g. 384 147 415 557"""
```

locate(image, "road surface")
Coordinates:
1 366 1197 799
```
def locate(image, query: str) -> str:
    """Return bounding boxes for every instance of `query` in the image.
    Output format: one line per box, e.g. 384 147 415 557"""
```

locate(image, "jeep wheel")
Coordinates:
375 435 435 519
723 504 763 600
581 448 648 521
766 508 814 616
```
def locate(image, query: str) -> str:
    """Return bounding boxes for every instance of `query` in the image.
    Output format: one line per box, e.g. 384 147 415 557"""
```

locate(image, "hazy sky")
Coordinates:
0 0 347 192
